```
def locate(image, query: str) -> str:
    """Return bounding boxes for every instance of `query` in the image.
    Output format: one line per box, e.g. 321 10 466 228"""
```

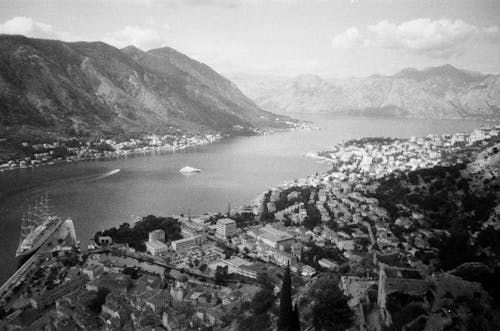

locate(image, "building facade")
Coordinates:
216 218 237 238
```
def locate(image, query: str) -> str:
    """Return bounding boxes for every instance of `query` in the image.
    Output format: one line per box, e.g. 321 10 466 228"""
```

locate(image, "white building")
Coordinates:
250 224 294 249
318 258 339 271
216 218 237 239
149 229 165 243
146 240 169 256
171 235 204 252
222 257 259 279
97 236 113 246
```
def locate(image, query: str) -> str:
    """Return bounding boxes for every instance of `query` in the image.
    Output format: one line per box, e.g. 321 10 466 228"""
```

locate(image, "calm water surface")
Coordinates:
0 115 489 282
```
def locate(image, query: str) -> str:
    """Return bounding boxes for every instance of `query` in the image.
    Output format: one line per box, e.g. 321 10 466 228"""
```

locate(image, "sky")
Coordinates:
0 0 499 77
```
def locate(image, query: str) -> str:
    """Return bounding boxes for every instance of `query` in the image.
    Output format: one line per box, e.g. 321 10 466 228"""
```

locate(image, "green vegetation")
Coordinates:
239 313 271 331
214 265 229 283
301 243 345 271
231 212 258 228
303 204 322 230
251 286 275 315
239 271 276 331
278 265 300 331
300 273 354 331
93 215 182 251
386 295 426 331
374 161 500 305
375 164 497 268
87 287 110 314
344 137 404 147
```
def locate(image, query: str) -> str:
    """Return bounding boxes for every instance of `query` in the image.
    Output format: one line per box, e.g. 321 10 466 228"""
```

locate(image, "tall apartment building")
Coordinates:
216 218 237 239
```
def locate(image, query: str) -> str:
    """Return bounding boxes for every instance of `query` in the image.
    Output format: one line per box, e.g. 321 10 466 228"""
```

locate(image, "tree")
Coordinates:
278 264 299 331
292 303 301 331
87 287 110 313
251 287 274 314
215 265 228 283
240 313 271 331
303 273 354 331
438 230 475 270
257 272 274 290
199 263 208 273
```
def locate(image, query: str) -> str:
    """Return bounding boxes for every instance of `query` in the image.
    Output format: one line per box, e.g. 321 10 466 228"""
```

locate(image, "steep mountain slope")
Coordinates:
229 65 500 118
0 35 290 141
122 46 282 131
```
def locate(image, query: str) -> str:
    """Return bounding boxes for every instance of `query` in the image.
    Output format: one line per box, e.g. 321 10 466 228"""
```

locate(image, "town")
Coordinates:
1 125 499 330
0 132 222 171
0 121 312 171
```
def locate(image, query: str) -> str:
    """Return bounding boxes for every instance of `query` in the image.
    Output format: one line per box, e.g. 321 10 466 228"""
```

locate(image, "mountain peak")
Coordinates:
120 45 146 62
230 64 498 118
393 64 484 83
292 74 325 88
147 46 181 57
0 35 291 140
121 45 144 55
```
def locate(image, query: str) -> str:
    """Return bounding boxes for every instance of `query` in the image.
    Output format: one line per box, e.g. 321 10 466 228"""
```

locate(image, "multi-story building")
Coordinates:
146 240 169 256
216 218 237 239
249 224 294 249
222 257 259 279
171 235 204 252
31 275 89 309
149 229 165 243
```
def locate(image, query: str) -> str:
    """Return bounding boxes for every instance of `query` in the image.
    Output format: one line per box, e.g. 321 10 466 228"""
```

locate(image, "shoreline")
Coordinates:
250 123 500 216
0 133 224 173
0 123 313 174
1 139 219 173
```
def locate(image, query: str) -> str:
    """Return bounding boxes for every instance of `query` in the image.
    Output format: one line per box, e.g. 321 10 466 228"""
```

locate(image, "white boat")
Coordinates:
16 194 64 258
180 166 201 173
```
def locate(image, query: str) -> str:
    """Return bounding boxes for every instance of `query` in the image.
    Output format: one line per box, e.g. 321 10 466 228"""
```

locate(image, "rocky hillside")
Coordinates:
230 65 500 118
0 35 291 142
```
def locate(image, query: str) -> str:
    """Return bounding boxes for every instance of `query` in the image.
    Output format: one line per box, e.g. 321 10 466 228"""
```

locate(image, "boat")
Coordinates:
179 166 201 173
16 194 63 259
17 217 63 258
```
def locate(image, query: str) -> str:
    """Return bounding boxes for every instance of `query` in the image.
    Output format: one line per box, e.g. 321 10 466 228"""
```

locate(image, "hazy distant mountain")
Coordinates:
229 65 500 118
0 35 290 141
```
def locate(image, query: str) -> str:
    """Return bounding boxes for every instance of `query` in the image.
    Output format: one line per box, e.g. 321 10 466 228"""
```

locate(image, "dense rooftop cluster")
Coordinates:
1 125 500 330
0 133 221 170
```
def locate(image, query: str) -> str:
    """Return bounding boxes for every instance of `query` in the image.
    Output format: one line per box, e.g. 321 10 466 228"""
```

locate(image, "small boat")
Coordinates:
180 166 201 173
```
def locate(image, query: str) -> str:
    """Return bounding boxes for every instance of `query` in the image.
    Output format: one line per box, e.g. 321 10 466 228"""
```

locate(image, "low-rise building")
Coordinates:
171 235 204 252
318 258 339 270
145 240 169 256
31 275 89 309
82 264 104 281
250 224 294 249
222 257 260 279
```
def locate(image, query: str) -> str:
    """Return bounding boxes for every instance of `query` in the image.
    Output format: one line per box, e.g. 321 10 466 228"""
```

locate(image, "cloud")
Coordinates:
332 18 500 58
0 16 169 50
104 25 167 50
0 16 69 40
331 27 361 50
366 18 499 57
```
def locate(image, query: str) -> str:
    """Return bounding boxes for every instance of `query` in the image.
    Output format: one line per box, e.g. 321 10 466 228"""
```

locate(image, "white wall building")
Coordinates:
149 229 165 243
171 235 204 252
146 240 169 256
216 218 237 238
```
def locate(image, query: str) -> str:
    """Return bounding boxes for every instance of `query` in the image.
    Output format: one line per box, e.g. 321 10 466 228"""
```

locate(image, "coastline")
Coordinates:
0 133 223 173
0 123 314 173
249 124 500 218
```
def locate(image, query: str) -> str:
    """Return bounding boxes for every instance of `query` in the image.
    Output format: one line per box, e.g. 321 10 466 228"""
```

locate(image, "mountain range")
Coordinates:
0 35 291 143
229 65 500 118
